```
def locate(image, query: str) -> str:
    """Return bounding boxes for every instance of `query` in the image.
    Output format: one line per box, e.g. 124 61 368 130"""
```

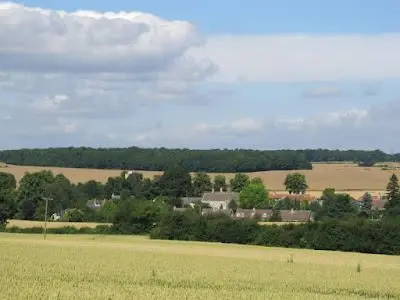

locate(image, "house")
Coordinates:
87 199 108 209
356 195 386 210
201 207 313 222
234 208 313 222
201 189 239 210
201 208 232 217
181 197 202 207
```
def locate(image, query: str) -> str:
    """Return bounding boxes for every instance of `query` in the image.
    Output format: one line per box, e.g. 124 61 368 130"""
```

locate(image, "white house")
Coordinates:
201 189 239 211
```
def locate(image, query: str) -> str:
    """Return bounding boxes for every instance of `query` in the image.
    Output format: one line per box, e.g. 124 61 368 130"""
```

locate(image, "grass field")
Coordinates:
0 234 399 299
1 162 399 198
6 219 110 229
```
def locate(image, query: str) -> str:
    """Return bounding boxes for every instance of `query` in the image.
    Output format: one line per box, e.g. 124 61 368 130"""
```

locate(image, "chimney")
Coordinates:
220 187 223 192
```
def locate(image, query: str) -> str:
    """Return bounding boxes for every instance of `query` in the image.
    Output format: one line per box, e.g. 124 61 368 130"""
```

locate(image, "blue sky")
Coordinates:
20 0 400 34
1 1 400 151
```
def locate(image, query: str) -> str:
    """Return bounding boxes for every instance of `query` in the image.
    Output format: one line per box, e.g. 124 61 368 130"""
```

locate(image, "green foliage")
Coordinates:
112 199 169 234
0 172 16 190
213 175 227 191
157 165 193 198
269 208 282 222
316 191 356 220
386 174 400 201
63 208 85 222
151 212 400 255
250 177 263 185
284 173 308 194
274 197 301 210
359 192 372 218
384 174 400 218
79 180 104 200
0 147 314 172
17 170 55 220
0 189 16 227
97 201 118 223
239 182 269 209
228 199 238 214
192 172 212 196
230 173 250 192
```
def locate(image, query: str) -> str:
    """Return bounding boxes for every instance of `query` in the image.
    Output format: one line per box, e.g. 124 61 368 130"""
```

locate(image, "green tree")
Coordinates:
80 180 104 200
63 208 85 222
238 183 269 209
284 173 308 194
386 174 399 201
0 189 16 227
192 172 212 196
0 172 16 190
45 174 74 215
269 208 282 222
17 170 55 220
158 165 193 198
384 174 400 217
250 177 263 185
228 199 238 214
230 173 250 192
316 191 356 220
213 175 227 191
360 192 372 217
97 200 118 222
104 176 124 199
125 172 144 195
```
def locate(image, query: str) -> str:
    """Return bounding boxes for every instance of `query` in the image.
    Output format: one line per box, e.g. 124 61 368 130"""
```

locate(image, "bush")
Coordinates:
150 211 400 255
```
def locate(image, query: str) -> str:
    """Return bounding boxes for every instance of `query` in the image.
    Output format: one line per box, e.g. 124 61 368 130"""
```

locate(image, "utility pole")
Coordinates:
42 197 53 240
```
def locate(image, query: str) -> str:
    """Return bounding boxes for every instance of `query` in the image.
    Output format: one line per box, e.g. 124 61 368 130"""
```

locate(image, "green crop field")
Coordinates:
0 234 399 299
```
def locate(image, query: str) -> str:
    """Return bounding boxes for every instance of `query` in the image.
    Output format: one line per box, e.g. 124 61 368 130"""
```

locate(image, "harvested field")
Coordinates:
6 219 110 229
0 234 399 299
1 163 397 198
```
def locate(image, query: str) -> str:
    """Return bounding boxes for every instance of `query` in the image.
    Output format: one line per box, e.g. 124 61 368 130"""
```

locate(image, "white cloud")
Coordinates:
194 118 262 135
0 2 216 78
302 87 342 98
192 34 400 82
275 108 369 131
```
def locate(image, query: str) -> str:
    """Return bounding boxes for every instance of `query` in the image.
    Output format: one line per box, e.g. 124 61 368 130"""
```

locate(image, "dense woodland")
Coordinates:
0 147 398 172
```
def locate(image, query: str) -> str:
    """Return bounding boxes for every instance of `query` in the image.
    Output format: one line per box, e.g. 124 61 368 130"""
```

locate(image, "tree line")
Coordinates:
0 165 308 225
2 165 400 255
1 147 399 172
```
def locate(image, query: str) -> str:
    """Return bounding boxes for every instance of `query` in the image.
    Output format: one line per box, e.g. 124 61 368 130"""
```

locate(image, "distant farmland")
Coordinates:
0 163 397 198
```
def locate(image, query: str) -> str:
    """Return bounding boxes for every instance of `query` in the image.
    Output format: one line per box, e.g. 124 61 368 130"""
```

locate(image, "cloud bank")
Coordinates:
1 2 399 151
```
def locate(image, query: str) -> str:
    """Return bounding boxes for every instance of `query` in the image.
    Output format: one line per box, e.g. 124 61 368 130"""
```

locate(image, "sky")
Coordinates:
1 1 400 151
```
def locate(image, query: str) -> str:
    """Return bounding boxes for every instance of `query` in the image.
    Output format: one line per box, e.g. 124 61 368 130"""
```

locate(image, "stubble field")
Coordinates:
1 162 399 197
0 234 399 299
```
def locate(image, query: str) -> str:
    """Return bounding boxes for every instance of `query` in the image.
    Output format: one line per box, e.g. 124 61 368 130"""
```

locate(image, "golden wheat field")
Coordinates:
6 219 111 229
1 163 399 197
0 234 399 299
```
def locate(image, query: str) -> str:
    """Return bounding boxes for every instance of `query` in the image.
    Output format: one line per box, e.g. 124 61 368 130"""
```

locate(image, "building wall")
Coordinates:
203 200 228 210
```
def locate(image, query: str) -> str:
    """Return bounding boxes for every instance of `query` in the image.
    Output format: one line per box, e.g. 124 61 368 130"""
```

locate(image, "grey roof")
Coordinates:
235 209 312 222
202 192 239 202
201 208 232 216
181 197 202 205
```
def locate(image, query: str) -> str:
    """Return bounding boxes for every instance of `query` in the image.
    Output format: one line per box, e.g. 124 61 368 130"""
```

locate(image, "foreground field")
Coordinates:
1 163 398 197
0 234 399 299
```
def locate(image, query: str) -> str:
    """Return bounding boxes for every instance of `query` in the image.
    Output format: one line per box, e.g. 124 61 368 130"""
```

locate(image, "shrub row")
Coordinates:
150 212 400 255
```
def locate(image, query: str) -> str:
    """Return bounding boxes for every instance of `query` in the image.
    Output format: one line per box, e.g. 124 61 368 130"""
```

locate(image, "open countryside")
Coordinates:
1 234 399 300
1 162 397 198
